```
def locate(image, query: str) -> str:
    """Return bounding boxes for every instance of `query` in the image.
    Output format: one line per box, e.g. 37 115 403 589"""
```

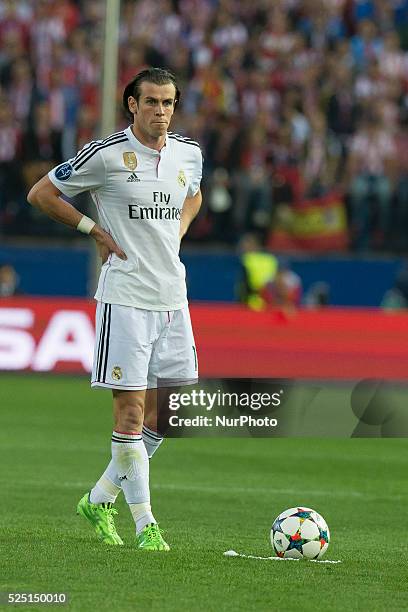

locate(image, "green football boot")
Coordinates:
136 523 170 551
76 493 123 545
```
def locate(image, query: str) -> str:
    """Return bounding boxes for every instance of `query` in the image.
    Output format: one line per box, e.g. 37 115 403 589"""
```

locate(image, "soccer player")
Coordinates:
27 68 203 551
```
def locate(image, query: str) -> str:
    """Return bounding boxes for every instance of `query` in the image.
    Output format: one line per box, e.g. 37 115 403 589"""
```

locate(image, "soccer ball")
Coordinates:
271 507 330 560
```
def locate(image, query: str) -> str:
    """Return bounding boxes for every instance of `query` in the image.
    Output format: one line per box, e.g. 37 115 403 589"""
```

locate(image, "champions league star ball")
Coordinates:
271 507 330 560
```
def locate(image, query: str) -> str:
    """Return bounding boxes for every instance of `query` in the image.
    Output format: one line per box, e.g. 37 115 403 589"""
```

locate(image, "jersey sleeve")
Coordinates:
187 147 203 197
48 141 106 197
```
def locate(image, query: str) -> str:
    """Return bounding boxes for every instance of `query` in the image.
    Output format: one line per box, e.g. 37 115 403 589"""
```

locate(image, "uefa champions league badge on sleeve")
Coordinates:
55 163 73 181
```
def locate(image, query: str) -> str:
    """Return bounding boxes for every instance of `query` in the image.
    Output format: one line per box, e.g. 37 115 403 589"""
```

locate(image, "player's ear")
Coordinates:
128 96 138 114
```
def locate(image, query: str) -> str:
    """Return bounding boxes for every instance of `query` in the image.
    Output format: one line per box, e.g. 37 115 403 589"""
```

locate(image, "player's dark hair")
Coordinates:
123 68 180 119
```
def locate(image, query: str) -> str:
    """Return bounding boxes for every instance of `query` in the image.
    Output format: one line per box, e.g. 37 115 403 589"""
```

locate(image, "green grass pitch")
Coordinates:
1 374 407 611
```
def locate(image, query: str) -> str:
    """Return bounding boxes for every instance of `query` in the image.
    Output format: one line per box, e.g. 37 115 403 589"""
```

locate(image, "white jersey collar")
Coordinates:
125 126 168 155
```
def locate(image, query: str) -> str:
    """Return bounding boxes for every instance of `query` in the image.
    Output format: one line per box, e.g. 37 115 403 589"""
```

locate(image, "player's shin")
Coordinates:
111 430 156 533
89 460 121 504
142 424 164 458
143 389 164 458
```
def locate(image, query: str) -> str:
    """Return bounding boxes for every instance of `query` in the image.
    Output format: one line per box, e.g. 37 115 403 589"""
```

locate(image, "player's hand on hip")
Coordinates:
90 226 127 263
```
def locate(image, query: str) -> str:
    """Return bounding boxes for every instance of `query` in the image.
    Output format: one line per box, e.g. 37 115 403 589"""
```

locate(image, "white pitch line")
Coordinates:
0 478 404 501
154 482 407 503
224 550 342 564
152 482 377 500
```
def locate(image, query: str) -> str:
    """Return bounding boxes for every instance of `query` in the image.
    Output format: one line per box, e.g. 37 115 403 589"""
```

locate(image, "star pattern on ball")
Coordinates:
295 510 312 519
272 518 285 533
319 529 329 544
288 533 306 551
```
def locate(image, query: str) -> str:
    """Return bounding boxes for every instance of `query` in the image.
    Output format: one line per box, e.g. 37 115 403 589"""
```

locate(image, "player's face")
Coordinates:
129 82 176 139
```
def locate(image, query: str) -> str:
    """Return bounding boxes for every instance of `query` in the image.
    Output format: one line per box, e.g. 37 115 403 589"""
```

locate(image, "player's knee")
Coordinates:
114 395 145 432
116 406 144 432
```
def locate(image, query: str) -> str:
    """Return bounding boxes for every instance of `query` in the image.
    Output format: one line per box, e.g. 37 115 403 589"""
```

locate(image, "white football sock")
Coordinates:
142 424 164 458
111 430 156 529
129 501 155 533
89 460 121 504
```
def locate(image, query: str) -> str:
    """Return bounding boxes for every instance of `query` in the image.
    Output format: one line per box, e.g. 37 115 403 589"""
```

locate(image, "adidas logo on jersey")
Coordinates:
127 172 140 182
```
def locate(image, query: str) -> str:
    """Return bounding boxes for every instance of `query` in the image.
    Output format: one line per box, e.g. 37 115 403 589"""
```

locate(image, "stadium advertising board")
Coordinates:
0 298 95 373
1 298 408 379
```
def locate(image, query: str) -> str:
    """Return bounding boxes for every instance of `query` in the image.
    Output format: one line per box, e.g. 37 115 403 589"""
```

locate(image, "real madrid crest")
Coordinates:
177 170 186 188
123 152 137 171
112 366 122 381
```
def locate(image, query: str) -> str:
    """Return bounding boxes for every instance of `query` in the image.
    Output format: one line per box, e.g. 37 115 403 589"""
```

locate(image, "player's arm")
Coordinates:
179 188 202 240
27 176 127 261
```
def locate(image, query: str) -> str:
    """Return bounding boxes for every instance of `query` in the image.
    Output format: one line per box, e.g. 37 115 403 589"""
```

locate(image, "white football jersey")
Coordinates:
48 126 203 310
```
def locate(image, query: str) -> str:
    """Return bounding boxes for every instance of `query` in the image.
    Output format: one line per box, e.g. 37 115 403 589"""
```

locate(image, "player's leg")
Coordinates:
148 306 198 394
143 386 188 456
77 303 154 546
113 388 169 551
89 460 121 503
78 390 149 547
142 306 198 458
90 392 162 504
76 302 124 544
146 306 198 447
112 389 151 530
142 388 164 458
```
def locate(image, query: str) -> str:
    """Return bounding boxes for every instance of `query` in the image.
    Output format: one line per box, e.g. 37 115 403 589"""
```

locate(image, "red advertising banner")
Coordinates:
0 298 95 373
0 298 407 380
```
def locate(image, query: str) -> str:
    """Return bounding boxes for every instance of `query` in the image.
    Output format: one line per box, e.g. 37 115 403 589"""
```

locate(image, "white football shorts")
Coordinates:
91 302 198 390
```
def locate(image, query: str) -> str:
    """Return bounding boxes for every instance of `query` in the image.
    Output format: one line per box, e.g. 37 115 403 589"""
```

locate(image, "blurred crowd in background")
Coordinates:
2 0 408 252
